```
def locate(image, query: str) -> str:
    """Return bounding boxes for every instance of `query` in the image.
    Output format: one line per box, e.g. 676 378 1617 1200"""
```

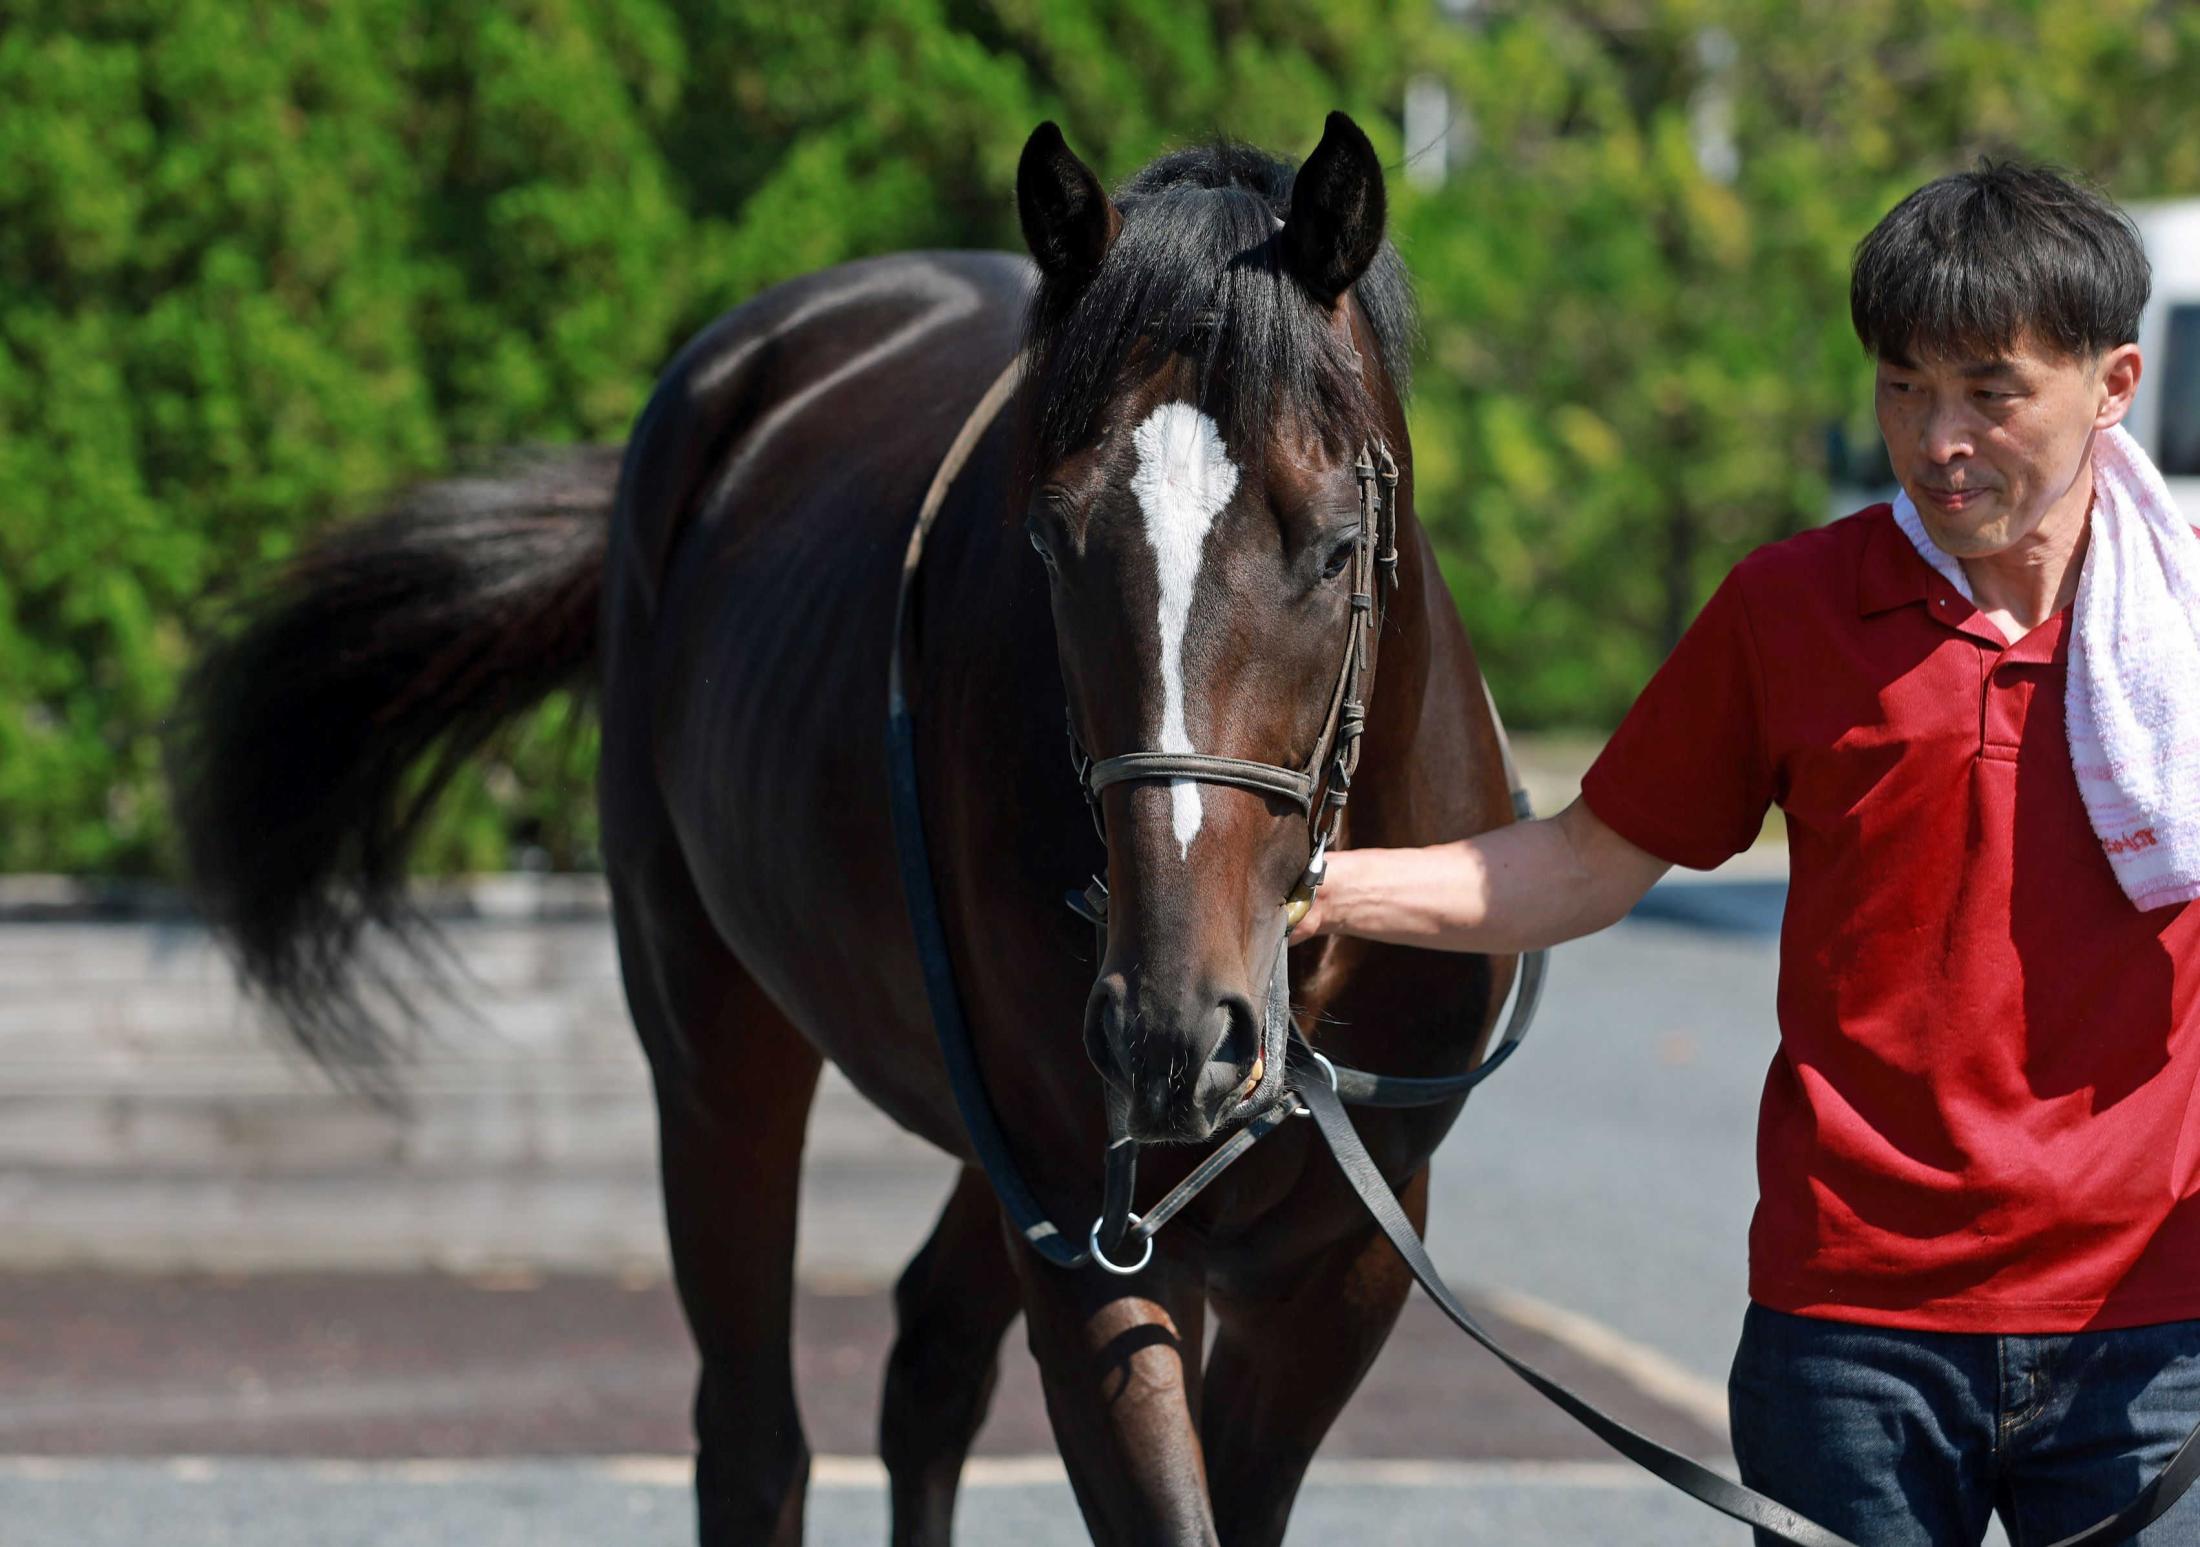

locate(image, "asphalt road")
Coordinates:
0 1456 1736 1547
1 879 2029 1544
0 1272 1715 1462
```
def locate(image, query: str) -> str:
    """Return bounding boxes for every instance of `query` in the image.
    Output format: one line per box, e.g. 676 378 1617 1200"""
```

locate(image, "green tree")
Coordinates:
4 0 2198 871
1401 0 2200 724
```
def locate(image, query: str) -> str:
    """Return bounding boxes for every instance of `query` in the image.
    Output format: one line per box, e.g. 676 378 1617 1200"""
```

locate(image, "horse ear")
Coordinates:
1281 112 1387 308
1018 122 1120 282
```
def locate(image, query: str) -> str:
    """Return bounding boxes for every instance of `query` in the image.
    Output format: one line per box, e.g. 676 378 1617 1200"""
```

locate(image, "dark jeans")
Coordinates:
1728 1301 2200 1546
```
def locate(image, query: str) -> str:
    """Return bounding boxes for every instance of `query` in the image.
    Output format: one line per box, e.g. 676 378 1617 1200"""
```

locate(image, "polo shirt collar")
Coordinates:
1856 503 1934 616
1855 501 2072 660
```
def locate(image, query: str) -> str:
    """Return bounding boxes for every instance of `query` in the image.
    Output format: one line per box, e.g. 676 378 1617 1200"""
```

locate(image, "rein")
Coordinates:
881 354 2200 1547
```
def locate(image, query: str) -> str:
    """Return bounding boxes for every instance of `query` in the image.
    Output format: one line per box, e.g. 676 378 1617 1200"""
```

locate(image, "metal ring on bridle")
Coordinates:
1293 1051 1340 1117
1088 1213 1154 1276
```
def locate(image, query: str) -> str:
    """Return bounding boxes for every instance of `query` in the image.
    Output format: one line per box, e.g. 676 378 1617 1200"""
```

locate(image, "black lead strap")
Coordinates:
1286 1036 1861 1547
885 705 1088 1268
1286 1033 2200 1547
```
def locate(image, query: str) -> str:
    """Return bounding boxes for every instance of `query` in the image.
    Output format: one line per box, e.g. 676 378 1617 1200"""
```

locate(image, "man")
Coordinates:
1291 162 2200 1544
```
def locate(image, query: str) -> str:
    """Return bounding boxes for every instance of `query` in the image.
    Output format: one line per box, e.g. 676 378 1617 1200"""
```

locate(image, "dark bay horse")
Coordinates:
169 112 1520 1545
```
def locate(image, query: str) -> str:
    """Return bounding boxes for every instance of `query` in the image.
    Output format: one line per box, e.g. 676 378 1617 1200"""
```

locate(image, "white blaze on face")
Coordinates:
1129 401 1240 860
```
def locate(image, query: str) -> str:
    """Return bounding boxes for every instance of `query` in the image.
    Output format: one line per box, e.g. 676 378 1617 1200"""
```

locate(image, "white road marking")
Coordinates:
1129 402 1239 859
1475 1286 1732 1435
0 1454 1694 1491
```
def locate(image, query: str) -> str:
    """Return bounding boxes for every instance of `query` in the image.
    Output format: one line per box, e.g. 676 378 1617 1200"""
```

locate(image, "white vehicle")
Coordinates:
2128 198 2200 520
1826 194 2200 521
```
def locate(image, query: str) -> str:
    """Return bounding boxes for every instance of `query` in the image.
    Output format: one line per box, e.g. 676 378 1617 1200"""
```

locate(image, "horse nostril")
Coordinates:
1210 992 1260 1072
1094 980 1269 1140
1082 974 1131 1092
1194 992 1262 1112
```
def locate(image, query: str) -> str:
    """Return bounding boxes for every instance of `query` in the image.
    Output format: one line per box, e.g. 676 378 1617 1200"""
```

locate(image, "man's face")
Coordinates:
1873 333 2140 558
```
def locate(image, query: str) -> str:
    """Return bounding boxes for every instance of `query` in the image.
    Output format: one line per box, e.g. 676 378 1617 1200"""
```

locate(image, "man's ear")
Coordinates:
1018 122 1120 283
2096 342 2143 431
1280 112 1387 308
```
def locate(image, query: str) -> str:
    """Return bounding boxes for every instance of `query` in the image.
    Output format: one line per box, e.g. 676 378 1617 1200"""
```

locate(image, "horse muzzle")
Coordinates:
1082 929 1295 1144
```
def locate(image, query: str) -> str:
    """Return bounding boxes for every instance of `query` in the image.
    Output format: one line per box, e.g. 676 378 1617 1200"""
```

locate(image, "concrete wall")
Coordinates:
0 878 949 1277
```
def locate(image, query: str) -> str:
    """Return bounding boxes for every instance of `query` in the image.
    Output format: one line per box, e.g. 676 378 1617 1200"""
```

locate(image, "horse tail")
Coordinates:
165 447 622 1080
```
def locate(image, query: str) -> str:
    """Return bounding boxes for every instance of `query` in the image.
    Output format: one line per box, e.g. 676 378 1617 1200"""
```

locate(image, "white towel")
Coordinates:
1890 425 2200 910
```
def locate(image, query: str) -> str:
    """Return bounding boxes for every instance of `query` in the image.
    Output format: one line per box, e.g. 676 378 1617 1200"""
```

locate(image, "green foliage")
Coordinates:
1402 0 2200 724
3 0 2197 872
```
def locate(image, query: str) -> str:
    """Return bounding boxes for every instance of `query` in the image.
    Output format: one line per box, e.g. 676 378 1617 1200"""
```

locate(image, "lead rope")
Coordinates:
1285 1037 1860 1547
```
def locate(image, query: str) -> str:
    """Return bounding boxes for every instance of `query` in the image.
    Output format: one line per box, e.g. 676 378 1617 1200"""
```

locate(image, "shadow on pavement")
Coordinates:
1629 880 1787 937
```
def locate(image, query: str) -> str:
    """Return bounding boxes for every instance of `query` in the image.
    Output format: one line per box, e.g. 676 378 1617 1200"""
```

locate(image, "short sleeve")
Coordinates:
1578 565 1776 871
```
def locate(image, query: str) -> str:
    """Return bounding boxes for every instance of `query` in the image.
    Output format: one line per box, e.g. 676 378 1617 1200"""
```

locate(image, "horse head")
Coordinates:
1014 114 1416 1144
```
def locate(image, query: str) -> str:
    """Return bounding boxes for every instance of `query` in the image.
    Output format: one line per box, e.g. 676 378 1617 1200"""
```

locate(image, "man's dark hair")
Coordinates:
1850 160 2150 363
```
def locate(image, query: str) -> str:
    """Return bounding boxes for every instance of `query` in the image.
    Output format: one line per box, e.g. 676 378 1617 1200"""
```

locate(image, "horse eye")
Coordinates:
1321 537 1356 581
1027 524 1059 570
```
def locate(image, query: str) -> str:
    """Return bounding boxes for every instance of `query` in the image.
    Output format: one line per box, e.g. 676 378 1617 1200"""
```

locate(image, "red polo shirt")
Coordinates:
1579 504 2200 1333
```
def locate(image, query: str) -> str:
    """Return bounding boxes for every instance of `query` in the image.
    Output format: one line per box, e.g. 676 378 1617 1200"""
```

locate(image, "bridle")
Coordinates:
881 352 2200 1547
1054 435 1400 1271
888 353 1543 1277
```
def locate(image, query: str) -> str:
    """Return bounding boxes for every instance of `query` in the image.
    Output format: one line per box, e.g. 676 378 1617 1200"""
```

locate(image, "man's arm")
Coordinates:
1287 795 1672 954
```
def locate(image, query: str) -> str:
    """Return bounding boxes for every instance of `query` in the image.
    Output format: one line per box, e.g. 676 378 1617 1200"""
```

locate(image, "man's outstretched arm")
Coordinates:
1288 795 1673 955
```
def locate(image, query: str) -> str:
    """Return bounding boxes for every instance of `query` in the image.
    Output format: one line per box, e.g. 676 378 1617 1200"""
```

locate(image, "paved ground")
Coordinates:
0 1456 1735 1547
4 872 2025 1543
0 1272 1717 1462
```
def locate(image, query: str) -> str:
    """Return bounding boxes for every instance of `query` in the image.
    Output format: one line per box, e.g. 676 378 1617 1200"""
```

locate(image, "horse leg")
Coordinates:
656 1048 821 1547
1198 1170 1427 1547
1016 1244 1215 1545
608 852 822 1546
879 1165 1023 1546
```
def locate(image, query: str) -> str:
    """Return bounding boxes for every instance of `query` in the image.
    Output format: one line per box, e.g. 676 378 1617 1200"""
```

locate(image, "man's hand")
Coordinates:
1280 798 1673 955
1287 853 1349 944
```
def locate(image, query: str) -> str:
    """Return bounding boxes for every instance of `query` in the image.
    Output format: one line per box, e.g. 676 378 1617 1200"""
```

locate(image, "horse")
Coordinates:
167 111 1521 1546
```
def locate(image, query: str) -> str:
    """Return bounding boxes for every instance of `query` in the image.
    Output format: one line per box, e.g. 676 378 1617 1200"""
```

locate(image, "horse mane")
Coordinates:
1021 137 1418 469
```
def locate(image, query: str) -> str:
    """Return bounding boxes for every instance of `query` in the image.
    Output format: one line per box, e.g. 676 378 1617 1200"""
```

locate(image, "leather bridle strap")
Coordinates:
887 354 1094 1265
888 356 1028 719
1328 930 1546 1106
1087 752 1315 809
2042 1426 2200 1546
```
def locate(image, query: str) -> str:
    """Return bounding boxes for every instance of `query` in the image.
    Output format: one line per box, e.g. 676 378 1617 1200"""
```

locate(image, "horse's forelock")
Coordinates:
1021 138 1415 471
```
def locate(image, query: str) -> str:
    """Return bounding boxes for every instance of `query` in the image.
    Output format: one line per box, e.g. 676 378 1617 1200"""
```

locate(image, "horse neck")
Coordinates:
1344 498 1517 852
